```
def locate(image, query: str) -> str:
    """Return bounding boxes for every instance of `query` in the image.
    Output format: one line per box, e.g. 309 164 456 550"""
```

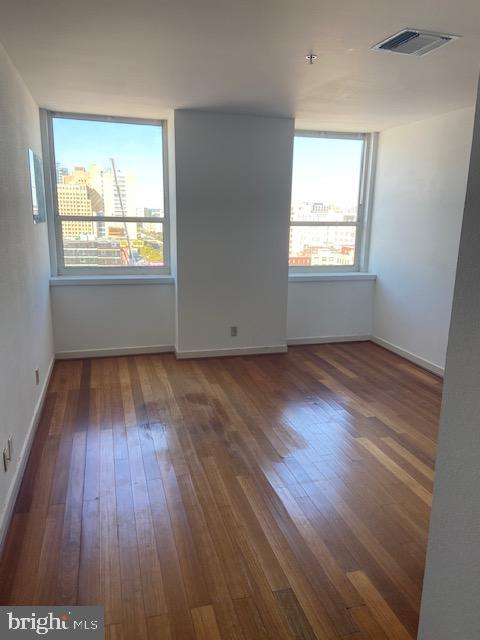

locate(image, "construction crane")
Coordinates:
110 157 134 265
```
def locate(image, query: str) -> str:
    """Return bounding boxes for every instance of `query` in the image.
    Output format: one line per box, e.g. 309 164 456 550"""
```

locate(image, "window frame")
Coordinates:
289 130 375 273
42 110 170 276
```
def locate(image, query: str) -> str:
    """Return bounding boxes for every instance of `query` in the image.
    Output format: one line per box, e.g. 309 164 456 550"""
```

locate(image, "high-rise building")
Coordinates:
143 207 163 217
56 162 139 265
63 238 124 266
56 182 94 238
55 163 68 184
288 203 356 267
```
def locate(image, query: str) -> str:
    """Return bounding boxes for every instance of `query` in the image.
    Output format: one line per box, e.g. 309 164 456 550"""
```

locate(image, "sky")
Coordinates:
52 117 164 210
291 136 363 208
53 118 362 211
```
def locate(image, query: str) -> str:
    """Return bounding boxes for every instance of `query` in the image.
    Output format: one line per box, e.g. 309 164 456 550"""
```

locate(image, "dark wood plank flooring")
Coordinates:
0 342 442 639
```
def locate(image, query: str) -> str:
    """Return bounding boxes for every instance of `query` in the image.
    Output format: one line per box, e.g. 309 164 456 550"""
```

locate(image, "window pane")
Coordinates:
289 226 356 267
52 116 167 272
291 136 363 222
62 221 165 268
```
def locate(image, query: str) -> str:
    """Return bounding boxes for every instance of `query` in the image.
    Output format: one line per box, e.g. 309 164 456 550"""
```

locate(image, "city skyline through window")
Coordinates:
291 136 363 208
53 117 164 211
50 115 168 272
289 133 366 269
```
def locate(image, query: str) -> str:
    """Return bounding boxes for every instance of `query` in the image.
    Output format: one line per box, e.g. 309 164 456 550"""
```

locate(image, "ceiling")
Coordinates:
1 0 479 131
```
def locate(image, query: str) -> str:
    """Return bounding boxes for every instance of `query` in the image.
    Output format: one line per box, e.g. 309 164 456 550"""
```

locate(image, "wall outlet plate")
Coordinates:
230 326 238 337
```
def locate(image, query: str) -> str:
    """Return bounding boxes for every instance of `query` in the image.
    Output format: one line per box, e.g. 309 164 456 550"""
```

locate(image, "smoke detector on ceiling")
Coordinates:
372 29 460 56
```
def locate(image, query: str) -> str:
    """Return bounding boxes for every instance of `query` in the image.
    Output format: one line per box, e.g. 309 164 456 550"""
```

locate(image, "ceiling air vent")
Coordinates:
372 29 459 56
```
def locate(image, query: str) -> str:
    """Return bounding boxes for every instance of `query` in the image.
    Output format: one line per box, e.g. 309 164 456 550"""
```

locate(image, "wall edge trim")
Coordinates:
55 345 175 359
372 336 444 376
287 335 371 345
0 356 55 553
175 345 288 359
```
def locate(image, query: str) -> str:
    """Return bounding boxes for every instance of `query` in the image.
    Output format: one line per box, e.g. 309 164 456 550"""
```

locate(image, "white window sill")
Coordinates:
50 275 175 286
288 272 377 283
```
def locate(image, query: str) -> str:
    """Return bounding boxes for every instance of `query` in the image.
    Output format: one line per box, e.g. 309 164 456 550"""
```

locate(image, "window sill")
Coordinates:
50 275 175 286
288 272 377 283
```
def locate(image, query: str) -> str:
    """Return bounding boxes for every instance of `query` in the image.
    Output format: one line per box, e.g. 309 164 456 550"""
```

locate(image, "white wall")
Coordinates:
369 107 474 373
49 107 475 367
174 110 294 356
51 279 375 358
50 279 375 355
48 109 374 358
287 278 374 343
51 282 175 357
418 81 480 640
0 44 54 540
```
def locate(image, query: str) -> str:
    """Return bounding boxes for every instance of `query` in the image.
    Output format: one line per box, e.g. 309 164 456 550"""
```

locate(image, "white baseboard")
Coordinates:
0 356 55 552
287 335 371 345
371 336 444 377
55 345 175 359
175 345 288 359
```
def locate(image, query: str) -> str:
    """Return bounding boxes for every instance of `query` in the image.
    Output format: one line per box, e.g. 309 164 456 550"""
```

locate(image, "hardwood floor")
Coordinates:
0 342 442 639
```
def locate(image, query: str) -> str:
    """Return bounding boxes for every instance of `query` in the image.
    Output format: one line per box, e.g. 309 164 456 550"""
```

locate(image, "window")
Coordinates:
45 113 169 275
289 132 372 272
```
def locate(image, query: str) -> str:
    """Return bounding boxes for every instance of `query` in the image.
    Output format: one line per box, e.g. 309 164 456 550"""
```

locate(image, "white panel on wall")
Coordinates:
0 43 54 541
418 82 480 640
287 280 374 342
51 283 175 357
369 107 474 372
174 109 294 356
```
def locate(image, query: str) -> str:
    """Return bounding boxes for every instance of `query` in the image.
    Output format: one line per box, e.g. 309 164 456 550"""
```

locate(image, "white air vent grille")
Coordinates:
372 29 459 56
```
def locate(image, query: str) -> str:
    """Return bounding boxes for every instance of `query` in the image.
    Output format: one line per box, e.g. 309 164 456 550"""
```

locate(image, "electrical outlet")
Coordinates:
35 368 40 385
3 437 13 472
230 326 238 337
3 448 9 472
